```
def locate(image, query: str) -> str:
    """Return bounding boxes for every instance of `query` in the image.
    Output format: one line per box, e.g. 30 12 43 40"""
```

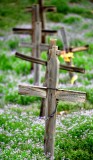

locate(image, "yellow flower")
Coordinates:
60 51 74 62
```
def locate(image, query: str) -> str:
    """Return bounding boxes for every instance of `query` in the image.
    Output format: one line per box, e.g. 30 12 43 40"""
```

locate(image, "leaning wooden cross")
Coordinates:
18 40 86 159
60 27 89 84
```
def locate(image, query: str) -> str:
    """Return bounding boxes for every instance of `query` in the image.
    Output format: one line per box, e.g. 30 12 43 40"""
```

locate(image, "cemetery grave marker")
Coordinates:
17 40 86 159
60 27 89 84
13 4 57 84
13 2 57 70
15 39 85 117
12 1 88 86
26 0 56 43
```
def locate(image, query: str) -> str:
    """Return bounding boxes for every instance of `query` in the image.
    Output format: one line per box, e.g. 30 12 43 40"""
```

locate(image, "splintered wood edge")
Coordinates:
19 84 47 98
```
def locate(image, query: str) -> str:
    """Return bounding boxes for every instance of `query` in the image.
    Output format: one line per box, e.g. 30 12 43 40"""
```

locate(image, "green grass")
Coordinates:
0 0 33 31
1 106 93 159
63 16 82 24
45 0 93 21
0 0 92 32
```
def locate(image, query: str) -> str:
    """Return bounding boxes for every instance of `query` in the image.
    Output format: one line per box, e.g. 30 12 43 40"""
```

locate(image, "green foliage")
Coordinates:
63 16 82 24
0 110 45 159
85 32 93 38
0 52 31 74
1 108 93 159
47 12 64 22
55 115 93 159
69 6 89 15
81 23 90 30
70 0 85 2
0 1 31 30
70 38 85 47
8 39 19 50
57 38 63 50
4 90 41 105
45 0 70 14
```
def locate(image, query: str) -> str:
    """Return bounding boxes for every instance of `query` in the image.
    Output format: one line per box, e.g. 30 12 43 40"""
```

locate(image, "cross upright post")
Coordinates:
38 0 45 43
44 43 59 159
31 4 40 70
40 40 57 117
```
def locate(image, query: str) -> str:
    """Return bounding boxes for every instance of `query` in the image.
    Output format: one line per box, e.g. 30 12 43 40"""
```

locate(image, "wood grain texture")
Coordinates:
40 39 57 117
34 21 41 85
56 89 86 103
31 5 39 70
20 42 49 51
15 52 46 66
44 45 59 159
19 84 46 98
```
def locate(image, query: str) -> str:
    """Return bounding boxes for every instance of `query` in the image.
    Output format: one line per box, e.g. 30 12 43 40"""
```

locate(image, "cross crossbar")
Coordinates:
56 89 86 103
26 6 56 12
19 84 86 103
13 28 57 35
19 84 46 98
15 52 85 73
20 42 89 52
20 42 49 51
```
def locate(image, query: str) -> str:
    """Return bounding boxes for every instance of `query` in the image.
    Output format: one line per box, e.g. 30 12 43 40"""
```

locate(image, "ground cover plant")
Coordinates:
0 0 93 159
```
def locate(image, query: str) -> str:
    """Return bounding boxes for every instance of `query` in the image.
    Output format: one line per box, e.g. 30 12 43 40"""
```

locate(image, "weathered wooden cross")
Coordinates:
13 23 88 86
60 27 89 84
13 3 57 70
18 40 86 159
13 4 57 84
15 39 85 117
26 0 56 43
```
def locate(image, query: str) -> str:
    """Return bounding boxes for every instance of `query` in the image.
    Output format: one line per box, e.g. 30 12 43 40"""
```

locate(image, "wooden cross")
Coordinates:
13 22 88 86
26 0 56 43
13 3 57 55
13 3 57 49
60 27 89 84
17 40 86 159
14 20 53 85
15 39 85 117
13 4 57 80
